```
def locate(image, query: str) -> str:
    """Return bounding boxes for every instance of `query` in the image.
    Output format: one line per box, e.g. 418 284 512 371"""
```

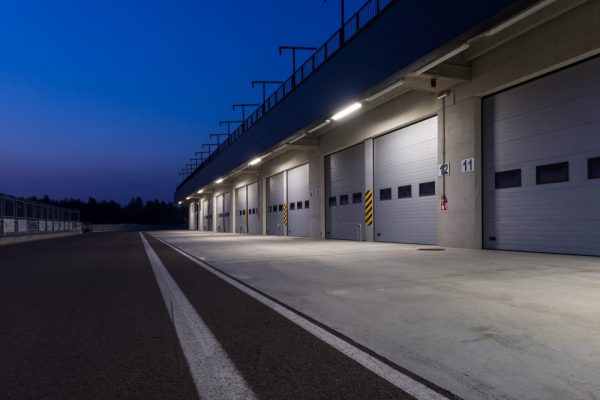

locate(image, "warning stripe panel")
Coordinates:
365 190 373 226
283 203 288 226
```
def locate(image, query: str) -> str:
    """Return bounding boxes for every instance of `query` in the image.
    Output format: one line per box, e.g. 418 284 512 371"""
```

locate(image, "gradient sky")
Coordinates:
0 0 365 203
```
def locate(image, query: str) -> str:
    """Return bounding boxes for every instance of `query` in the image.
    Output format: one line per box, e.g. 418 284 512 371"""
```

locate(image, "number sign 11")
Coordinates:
461 158 475 173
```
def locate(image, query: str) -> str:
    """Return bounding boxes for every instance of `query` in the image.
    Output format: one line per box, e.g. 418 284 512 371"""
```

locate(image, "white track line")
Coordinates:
140 233 257 400
152 233 451 400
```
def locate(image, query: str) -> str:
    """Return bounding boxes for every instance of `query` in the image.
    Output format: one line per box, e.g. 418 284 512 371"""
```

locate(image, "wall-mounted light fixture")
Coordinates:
248 157 262 166
215 178 224 184
331 102 362 121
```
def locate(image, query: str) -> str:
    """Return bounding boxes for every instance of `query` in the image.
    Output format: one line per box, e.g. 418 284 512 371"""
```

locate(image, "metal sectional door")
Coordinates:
373 116 439 244
247 182 260 234
483 56 600 256
326 143 365 240
287 164 310 237
235 186 247 233
216 194 224 232
202 199 212 231
267 173 285 235
222 192 231 233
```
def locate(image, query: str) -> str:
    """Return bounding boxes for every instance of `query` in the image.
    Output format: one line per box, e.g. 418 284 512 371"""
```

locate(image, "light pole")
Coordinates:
210 133 230 145
219 120 242 135
251 80 283 104
232 104 259 130
324 0 346 44
278 46 317 87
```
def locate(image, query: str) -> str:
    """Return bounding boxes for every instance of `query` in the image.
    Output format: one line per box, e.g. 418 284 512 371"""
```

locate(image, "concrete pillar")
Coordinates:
212 194 218 233
231 189 237 233
188 202 195 230
260 175 267 235
438 95 482 249
364 138 374 242
282 170 288 236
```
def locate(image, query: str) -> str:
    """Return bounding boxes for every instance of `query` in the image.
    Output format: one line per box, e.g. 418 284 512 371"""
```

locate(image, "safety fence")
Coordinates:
178 0 396 188
0 193 81 238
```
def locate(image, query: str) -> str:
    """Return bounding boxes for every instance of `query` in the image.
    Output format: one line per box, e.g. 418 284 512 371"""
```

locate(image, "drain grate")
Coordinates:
417 248 445 251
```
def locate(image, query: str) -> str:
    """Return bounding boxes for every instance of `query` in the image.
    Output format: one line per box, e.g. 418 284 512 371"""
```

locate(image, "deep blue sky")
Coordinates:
0 0 365 204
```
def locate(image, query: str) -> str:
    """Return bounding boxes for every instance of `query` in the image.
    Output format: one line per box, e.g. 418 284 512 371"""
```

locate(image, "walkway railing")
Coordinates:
0 193 81 238
178 0 396 189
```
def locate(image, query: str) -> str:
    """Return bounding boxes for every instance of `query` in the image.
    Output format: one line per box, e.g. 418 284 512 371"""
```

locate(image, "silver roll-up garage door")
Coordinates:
202 199 213 231
222 192 231 233
483 56 600 256
267 172 285 235
374 116 438 244
247 182 260 234
235 185 247 233
287 163 310 237
326 143 365 240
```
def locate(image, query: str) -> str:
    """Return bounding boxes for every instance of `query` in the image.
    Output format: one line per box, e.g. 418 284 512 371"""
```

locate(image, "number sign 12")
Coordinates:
439 163 450 176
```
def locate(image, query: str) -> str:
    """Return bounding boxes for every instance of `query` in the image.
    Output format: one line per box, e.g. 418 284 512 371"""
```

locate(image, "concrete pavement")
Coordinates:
152 231 600 400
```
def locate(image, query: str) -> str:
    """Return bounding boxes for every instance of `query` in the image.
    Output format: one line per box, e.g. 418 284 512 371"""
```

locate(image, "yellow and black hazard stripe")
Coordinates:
244 208 248 225
283 203 288 226
365 190 373 226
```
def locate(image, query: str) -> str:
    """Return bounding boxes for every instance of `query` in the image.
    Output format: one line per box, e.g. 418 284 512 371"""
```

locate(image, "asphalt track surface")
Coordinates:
0 232 435 399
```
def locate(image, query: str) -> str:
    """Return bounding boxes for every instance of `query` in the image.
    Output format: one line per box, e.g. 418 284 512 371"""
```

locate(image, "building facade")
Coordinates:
177 0 600 256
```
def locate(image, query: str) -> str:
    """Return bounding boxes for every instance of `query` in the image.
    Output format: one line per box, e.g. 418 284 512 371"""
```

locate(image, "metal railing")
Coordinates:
0 193 81 238
178 0 396 189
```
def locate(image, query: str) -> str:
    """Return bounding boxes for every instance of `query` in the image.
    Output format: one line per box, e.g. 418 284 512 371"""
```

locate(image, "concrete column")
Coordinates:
364 138 374 242
188 202 195 231
260 175 267 235
283 170 288 236
308 149 323 239
212 194 218 233
438 95 482 249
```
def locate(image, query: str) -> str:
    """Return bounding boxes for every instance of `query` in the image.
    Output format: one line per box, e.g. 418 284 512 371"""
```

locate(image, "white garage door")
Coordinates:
267 172 285 235
287 163 310 237
202 199 212 231
373 116 439 244
235 183 260 234
326 143 365 240
216 192 231 232
483 56 600 256
235 185 247 233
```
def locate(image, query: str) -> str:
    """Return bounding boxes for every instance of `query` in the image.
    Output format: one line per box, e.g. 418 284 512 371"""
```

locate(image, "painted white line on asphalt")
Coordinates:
140 233 257 400
152 234 451 400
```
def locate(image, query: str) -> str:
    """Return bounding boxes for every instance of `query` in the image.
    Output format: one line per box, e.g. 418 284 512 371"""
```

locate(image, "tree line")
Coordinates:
27 195 186 225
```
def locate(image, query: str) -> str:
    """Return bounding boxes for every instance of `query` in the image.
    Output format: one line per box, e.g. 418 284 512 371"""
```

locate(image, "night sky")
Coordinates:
0 0 365 204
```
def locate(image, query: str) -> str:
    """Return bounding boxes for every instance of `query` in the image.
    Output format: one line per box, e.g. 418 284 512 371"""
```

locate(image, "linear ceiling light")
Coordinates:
307 119 331 133
197 189 204 194
331 102 362 121
185 197 191 200
178 201 183 205
215 178 224 184
248 157 262 166
365 80 405 102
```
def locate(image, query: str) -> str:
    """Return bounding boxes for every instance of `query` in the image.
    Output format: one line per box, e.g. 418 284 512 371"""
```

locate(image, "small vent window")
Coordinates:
329 196 337 207
419 182 436 196
397 185 412 199
304 200 310 209
495 169 521 189
588 157 600 179
278 204 283 212
252 209 256 214
380 188 392 201
290 202 295 210
537 162 568 185
297 201 303 210
340 194 349 205
352 192 362 204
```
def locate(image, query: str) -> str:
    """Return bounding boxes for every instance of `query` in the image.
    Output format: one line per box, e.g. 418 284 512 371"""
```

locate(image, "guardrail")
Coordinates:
178 0 395 189
0 193 81 238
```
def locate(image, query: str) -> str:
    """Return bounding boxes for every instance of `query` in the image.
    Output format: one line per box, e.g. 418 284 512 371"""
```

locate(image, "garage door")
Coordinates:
247 182 260 234
202 199 212 231
373 116 438 244
235 183 260 234
483 56 600 256
287 163 310 237
267 172 285 235
326 143 365 240
216 192 231 232
235 185 247 233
